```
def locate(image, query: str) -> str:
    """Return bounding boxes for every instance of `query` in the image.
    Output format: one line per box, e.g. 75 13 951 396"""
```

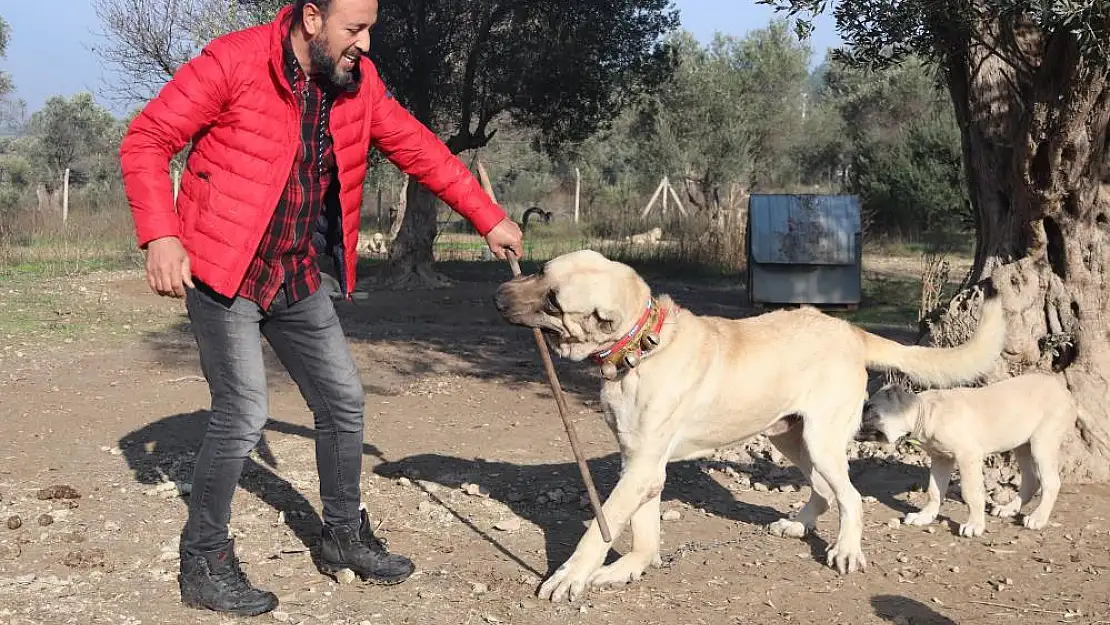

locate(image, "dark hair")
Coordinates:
294 0 332 21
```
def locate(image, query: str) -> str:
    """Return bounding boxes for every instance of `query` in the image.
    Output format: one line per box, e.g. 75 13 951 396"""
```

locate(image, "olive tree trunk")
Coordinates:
384 176 452 289
923 26 1110 482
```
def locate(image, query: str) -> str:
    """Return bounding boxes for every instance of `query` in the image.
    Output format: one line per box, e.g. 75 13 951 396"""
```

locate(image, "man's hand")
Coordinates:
144 236 194 298
484 217 524 260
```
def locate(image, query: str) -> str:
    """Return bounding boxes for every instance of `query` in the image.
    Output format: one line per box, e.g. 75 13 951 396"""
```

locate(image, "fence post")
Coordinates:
62 168 70 228
574 167 581 224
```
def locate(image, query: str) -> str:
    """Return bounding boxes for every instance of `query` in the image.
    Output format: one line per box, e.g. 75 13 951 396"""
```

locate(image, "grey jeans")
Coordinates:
180 283 365 556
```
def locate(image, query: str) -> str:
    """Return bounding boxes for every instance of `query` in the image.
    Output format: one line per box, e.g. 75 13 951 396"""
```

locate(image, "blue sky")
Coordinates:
1 0 842 117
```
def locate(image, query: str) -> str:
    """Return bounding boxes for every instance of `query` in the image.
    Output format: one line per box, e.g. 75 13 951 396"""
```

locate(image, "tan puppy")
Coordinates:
858 372 1077 537
494 249 1006 602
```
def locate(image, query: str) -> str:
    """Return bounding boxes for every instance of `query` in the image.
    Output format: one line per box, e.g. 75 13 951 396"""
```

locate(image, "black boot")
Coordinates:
178 539 279 617
319 507 415 585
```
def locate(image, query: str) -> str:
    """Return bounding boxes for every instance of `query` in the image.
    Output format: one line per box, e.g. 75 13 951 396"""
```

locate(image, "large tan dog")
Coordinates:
493 250 1006 603
857 372 1077 537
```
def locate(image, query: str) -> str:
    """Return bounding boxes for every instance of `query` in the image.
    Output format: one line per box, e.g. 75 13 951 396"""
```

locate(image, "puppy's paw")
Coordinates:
958 521 985 538
825 541 867 575
1023 513 1049 531
767 518 810 539
990 500 1021 519
537 560 594 603
903 511 937 526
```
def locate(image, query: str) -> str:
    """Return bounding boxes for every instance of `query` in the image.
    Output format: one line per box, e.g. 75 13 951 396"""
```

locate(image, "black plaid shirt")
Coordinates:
238 36 337 310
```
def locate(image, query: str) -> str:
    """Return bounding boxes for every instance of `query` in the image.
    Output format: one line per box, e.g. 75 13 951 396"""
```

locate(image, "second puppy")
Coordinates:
858 372 1077 537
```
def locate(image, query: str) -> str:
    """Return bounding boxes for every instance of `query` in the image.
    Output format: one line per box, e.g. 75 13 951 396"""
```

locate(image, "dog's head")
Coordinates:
493 249 652 362
856 384 919 444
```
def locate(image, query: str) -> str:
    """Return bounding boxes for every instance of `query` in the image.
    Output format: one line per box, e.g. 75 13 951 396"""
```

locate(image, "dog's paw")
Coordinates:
587 554 654 588
903 511 937 526
958 521 985 538
1023 513 1049 530
537 561 593 603
990 500 1021 519
825 541 867 574
767 519 810 539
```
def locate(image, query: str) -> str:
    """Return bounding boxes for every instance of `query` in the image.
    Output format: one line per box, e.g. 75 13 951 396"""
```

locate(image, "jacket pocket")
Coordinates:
181 171 210 238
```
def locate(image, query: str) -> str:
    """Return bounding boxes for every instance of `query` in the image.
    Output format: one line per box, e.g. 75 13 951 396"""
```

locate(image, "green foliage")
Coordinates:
810 54 970 238
853 113 972 239
25 93 123 189
625 21 811 208
758 0 1110 70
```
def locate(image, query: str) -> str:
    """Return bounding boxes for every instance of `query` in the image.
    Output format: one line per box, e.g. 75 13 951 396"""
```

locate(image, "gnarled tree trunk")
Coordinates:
924 20 1110 482
384 176 452 289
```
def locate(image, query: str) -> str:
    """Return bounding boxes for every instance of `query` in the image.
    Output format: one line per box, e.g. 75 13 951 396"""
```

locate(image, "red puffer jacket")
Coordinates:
120 5 506 299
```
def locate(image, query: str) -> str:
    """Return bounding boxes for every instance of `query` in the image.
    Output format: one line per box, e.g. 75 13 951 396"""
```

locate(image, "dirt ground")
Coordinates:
1 258 1109 625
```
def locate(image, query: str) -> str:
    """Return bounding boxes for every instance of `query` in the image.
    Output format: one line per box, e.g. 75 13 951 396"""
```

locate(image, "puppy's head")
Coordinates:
494 249 652 362
856 384 919 444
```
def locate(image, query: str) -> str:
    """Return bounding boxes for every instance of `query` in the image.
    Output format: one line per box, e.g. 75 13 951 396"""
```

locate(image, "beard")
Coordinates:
308 36 358 89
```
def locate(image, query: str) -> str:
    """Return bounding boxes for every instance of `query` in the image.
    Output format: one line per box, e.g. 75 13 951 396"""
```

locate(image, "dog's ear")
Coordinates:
594 307 620 334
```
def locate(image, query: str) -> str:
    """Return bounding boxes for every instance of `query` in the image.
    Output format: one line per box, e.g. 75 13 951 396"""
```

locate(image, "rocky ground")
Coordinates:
1 259 1108 625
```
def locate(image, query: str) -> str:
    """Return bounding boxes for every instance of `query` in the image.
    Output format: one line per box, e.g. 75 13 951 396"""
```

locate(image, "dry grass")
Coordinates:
0 201 142 280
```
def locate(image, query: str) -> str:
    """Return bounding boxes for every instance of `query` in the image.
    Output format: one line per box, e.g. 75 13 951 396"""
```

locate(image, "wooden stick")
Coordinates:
967 600 1077 616
476 160 613 543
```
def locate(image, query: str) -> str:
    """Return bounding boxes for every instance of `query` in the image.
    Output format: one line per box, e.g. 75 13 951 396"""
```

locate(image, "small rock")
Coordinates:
62 548 107 570
397 477 412 487
494 517 522 532
887 518 901 529
462 483 489 498
950 566 960 573
271 610 290 622
417 501 436 513
863 495 878 504
36 485 80 501
753 482 769 492
37 514 54 527
661 510 682 522
6 516 21 530
471 581 489 595
335 568 357 585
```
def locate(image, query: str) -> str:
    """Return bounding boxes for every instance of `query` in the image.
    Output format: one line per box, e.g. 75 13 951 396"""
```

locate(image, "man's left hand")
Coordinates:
484 217 524 259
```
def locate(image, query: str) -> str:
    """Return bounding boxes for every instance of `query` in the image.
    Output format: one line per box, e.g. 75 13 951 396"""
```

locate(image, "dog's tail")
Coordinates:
857 295 1006 388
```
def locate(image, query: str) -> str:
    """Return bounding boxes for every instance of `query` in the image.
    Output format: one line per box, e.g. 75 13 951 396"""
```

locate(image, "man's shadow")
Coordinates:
118 410 390 569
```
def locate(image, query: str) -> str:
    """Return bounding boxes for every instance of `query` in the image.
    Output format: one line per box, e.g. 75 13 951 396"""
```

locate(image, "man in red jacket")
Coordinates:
120 0 522 617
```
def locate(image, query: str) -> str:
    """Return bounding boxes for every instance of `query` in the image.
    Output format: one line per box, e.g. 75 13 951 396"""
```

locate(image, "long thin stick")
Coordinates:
477 161 612 543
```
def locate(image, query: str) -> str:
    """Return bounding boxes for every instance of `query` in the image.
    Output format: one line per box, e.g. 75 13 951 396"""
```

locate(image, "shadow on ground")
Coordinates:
118 409 932 579
871 594 958 624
